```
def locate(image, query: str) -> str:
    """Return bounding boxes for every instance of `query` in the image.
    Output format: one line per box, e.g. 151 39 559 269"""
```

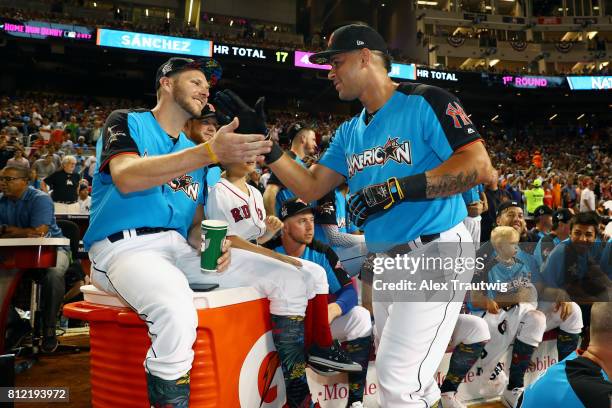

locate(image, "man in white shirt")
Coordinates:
580 178 596 212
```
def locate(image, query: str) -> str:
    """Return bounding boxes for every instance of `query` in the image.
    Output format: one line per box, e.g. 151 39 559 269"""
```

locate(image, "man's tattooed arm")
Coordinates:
425 169 479 199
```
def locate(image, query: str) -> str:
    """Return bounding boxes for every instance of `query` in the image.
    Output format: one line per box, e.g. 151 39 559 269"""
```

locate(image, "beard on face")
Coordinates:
172 82 202 118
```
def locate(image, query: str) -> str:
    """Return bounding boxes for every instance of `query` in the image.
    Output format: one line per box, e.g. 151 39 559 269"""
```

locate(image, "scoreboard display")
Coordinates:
213 43 293 66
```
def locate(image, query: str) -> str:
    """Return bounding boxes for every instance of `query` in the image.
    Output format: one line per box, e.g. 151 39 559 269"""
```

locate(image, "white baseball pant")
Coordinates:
89 230 324 381
373 222 474 407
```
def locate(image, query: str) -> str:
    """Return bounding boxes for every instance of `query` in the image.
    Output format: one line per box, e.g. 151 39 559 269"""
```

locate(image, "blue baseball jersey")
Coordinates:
534 233 562 271
521 351 611 408
486 256 532 299
541 239 611 289
206 165 222 187
462 185 480 207
268 151 305 215
83 109 207 249
476 242 539 284
314 188 349 245
318 83 481 251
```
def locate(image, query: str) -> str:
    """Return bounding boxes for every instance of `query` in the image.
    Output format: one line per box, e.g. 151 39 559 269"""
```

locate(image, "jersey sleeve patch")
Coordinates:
99 110 140 174
409 83 482 151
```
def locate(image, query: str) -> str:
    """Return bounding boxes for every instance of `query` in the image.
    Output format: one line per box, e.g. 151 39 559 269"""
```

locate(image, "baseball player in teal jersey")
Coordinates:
520 302 612 408
539 212 611 303
83 57 273 407
214 24 495 407
533 208 572 271
267 198 372 408
263 123 317 216
462 184 486 247
314 187 367 277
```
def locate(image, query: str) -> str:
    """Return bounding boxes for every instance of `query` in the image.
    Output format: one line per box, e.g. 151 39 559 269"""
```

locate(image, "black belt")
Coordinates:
386 233 440 257
56 200 77 204
107 227 173 243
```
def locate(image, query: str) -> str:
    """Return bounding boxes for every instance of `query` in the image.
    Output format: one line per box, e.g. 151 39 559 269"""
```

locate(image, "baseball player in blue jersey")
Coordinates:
263 123 317 216
267 198 372 408
214 24 495 407
539 212 611 303
533 208 572 271
520 302 612 408
462 184 486 247
314 186 367 278
83 57 273 407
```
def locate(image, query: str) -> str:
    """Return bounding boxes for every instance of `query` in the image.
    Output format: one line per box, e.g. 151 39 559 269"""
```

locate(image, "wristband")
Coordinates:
203 141 219 164
397 173 428 200
265 141 284 164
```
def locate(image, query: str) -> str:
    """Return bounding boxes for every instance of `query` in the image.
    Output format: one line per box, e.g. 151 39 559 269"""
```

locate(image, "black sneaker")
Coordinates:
308 362 340 377
308 342 362 373
41 335 59 353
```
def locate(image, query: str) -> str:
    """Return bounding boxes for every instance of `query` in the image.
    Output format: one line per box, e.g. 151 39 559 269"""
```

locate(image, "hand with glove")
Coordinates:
213 89 267 135
347 177 404 228
213 89 284 164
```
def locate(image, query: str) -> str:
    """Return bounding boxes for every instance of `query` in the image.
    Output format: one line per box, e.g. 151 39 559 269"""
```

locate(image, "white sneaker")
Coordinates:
501 387 524 408
348 402 364 408
479 368 508 396
440 391 466 408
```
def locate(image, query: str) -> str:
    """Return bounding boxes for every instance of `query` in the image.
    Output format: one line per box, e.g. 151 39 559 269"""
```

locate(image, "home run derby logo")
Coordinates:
167 174 200 201
347 136 412 177
239 331 286 407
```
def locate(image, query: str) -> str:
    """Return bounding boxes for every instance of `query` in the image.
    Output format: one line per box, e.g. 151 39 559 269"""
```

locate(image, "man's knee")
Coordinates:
560 302 584 333
518 310 546 346
344 306 372 341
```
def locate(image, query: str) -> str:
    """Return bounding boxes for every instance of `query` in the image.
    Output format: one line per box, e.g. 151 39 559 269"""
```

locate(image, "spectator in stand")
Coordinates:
38 117 52 142
32 154 56 180
29 168 42 190
544 181 554 209
525 179 545 216
43 155 80 213
527 205 553 242
563 178 578 209
551 175 562 209
77 184 91 214
6 148 29 169
91 118 104 143
77 119 92 143
64 115 79 139
0 165 69 352
580 178 596 212
83 156 96 184
50 128 65 146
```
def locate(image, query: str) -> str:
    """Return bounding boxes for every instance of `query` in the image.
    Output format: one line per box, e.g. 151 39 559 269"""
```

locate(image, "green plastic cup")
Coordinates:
201 220 228 272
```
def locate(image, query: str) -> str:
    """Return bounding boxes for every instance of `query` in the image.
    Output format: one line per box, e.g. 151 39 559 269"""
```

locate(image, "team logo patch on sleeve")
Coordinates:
347 136 412 177
445 102 473 128
167 174 200 201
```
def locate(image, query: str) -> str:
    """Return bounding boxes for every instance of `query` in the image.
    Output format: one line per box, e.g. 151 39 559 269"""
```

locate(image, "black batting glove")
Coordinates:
347 178 405 227
212 89 267 135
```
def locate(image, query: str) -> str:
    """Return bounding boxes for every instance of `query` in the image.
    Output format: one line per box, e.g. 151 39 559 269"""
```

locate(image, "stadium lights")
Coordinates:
230 20 234 26
491 115 499 121
417 1 438 5
166 10 170 19
485 5 492 9
577 114 585 120
145 9 149 17
93 2 97 7
274 26 278 31
549 114 558 121
489 59 500 67
594 6 599 10
188 0 194 25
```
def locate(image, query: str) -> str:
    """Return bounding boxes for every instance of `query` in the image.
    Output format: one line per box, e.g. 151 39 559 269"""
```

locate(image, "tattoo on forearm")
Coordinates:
425 169 478 199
